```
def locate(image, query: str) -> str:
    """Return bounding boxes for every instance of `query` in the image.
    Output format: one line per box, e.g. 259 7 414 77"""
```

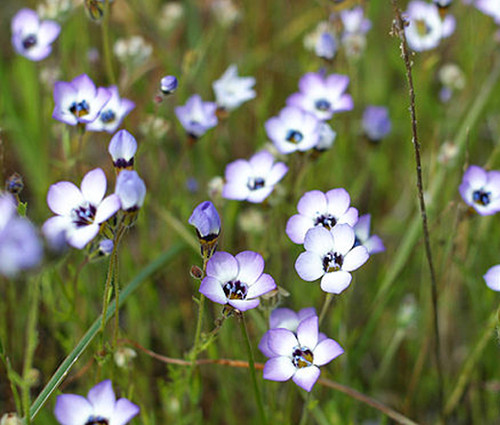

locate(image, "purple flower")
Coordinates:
287 72 353 121
115 170 146 211
11 8 60 61
213 64 256 111
353 214 385 255
86 86 135 133
404 1 455 52
0 193 42 277
475 0 500 24
199 251 276 311
265 106 321 154
295 224 369 294
340 7 372 36
459 165 500 215
315 122 336 151
263 315 344 392
175 94 218 138
362 106 391 142
222 150 288 203
286 189 359 245
108 130 137 169
484 265 500 291
99 239 114 256
188 201 221 239
54 380 139 425
315 32 337 60
161 75 178 95
259 307 318 357
53 74 112 126
43 168 121 249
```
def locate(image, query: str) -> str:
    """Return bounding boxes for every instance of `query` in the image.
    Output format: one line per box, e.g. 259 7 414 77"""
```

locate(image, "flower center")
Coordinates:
314 214 336 230
22 34 37 49
292 346 314 368
85 416 109 425
70 100 90 118
315 99 331 112
323 251 343 273
223 280 248 300
100 109 116 123
247 176 265 191
286 129 304 144
415 19 431 36
473 190 491 206
71 203 97 227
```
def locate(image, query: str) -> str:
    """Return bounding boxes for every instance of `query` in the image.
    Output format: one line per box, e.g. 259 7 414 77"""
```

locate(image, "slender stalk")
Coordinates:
101 0 116 85
240 314 267 425
28 244 185 422
298 392 312 425
391 0 444 410
112 224 127 350
318 293 334 326
22 278 41 425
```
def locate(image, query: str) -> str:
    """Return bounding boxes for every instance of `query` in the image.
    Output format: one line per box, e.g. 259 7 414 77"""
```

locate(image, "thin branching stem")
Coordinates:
391 0 444 411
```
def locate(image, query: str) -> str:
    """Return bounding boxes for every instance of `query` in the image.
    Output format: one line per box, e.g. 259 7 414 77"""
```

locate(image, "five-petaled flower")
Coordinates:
263 315 344 392
11 8 61 61
175 94 218 138
353 214 385 255
53 74 112 126
212 64 256 111
459 165 500 216
287 72 353 121
54 380 139 425
199 251 276 311
86 86 135 133
43 168 121 249
222 150 288 203
295 224 369 294
286 189 358 245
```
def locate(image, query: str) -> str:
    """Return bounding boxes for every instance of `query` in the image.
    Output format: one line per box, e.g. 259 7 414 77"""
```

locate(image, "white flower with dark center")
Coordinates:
404 0 455 52
286 189 358 244
199 251 276 311
43 168 121 249
86 86 135 133
353 214 385 255
213 64 256 111
459 165 500 215
265 106 321 154
263 315 344 392
295 224 369 294
222 150 288 203
175 94 218 138
11 8 61 61
54 380 139 425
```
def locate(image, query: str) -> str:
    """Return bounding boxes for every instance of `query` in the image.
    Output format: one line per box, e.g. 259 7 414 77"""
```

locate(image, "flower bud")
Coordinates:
99 239 114 256
108 130 137 170
115 170 146 212
160 75 178 95
188 201 221 261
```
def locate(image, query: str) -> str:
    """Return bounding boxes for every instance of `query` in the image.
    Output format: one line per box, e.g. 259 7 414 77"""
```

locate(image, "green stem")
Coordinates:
240 314 267 425
28 244 185 422
22 278 41 425
298 391 312 425
101 0 116 85
191 295 205 361
318 293 334 327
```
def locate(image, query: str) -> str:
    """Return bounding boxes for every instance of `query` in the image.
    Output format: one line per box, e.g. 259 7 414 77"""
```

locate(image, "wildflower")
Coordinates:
315 122 337 151
295 224 369 294
108 130 137 170
259 307 319 357
0 193 42 277
211 0 242 26
287 72 353 121
459 165 500 215
37 0 73 21
304 21 337 60
438 63 465 102
353 214 385 255
113 36 152 68
52 74 111 126
189 200 221 260
265 106 321 154
362 106 391 142
158 2 184 31
286 189 359 245
475 0 500 24
54 380 139 425
483 265 500 291
222 150 288 203
175 94 218 139
340 7 372 35
160 75 178 95
263 315 344 391
115 170 146 212
199 251 276 311
11 8 61 61
43 168 121 249
404 1 455 52
98 239 114 256
213 65 256 111
86 86 135 133
138 115 170 140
